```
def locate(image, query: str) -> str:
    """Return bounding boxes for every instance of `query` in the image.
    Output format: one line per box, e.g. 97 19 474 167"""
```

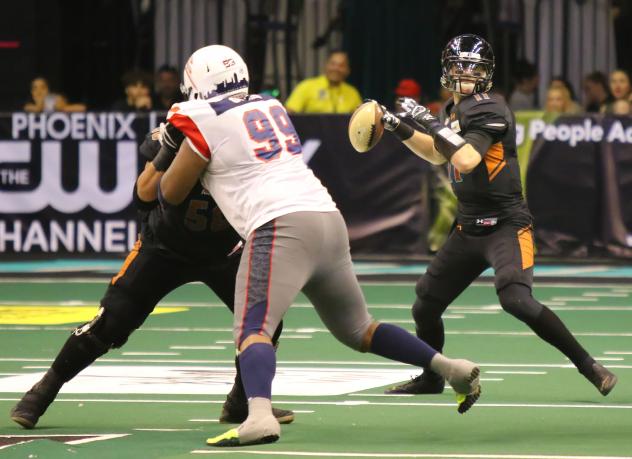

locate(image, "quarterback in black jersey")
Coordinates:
377 34 617 396
10 124 293 429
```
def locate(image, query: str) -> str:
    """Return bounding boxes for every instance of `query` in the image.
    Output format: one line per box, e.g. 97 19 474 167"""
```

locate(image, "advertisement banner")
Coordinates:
0 112 430 258
521 114 632 257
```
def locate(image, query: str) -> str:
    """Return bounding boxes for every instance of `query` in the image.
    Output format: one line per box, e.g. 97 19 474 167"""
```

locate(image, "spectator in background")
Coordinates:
601 69 631 113
153 65 183 110
285 50 362 113
611 99 631 115
508 60 538 111
544 86 578 117
583 71 612 112
549 76 582 113
112 71 153 111
393 78 421 112
24 77 86 113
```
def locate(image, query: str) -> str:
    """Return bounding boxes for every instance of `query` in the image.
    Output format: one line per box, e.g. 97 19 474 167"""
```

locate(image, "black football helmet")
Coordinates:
440 34 495 95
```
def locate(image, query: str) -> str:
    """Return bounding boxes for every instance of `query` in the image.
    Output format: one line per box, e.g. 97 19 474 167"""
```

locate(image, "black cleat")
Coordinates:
219 398 294 424
384 372 445 395
10 370 63 429
456 384 481 414
584 362 618 396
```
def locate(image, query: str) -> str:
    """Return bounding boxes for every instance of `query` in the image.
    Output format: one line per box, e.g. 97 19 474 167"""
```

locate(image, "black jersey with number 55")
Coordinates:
439 92 532 232
134 182 241 264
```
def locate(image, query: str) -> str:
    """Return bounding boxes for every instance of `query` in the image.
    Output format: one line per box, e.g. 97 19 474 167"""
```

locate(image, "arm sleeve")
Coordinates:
463 129 495 157
463 100 509 156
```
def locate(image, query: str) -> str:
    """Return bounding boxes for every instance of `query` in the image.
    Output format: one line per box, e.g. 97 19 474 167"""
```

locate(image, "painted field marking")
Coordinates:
189 419 220 422
9 359 632 369
190 451 632 458
604 351 632 355
484 371 547 375
583 292 629 297
121 352 181 356
134 428 198 432
550 297 599 302
2 326 632 338
0 433 129 450
170 346 226 350
0 397 630 411
190 450 632 458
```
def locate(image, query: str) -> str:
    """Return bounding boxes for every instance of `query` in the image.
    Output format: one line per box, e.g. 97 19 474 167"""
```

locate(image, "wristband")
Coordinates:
152 144 176 172
432 127 466 160
391 122 414 141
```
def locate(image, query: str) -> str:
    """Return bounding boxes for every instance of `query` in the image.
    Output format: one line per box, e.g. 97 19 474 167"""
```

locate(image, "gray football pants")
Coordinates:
233 210 374 351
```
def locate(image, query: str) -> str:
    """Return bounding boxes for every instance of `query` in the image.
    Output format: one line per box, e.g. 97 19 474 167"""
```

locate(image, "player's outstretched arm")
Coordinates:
160 140 207 205
378 103 446 165
397 98 482 174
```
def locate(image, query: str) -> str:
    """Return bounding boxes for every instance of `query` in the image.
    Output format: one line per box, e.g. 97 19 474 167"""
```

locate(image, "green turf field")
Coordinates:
0 279 630 458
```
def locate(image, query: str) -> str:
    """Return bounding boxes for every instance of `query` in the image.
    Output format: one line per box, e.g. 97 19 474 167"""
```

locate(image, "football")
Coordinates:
348 100 384 153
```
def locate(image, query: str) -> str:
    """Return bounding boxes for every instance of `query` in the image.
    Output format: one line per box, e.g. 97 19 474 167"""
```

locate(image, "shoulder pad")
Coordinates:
209 94 277 116
166 100 213 160
460 94 509 134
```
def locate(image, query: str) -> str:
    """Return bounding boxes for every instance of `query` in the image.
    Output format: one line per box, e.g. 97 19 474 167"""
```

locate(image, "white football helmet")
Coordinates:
180 45 249 101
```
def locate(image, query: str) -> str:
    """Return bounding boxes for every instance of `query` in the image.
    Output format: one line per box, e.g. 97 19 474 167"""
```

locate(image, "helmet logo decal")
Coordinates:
222 58 236 68
458 52 481 59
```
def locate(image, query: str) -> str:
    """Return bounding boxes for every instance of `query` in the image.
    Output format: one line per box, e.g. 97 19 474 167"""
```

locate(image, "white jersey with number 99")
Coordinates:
167 94 337 238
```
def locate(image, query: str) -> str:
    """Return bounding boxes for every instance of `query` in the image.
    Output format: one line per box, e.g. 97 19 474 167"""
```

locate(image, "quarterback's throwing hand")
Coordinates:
380 106 401 132
397 97 434 124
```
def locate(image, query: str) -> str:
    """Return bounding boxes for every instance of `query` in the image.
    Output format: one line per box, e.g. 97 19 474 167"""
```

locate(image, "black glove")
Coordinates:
152 122 185 172
397 97 442 132
139 129 161 161
362 99 414 141
397 97 465 159
160 122 185 153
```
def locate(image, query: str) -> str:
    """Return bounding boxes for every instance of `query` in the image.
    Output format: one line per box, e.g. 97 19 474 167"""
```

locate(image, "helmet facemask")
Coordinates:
441 57 494 95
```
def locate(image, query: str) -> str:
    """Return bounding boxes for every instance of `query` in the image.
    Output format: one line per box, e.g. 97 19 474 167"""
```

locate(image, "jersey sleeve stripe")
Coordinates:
168 113 211 160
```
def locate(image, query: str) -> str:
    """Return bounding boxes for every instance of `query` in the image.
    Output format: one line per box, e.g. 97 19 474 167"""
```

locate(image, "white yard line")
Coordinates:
190 451 632 459
121 352 181 356
169 346 226 350
484 371 547 375
134 428 198 432
0 397 629 410
6 358 632 369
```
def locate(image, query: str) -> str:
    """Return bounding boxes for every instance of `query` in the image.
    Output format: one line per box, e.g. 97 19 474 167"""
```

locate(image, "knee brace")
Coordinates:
497 283 543 323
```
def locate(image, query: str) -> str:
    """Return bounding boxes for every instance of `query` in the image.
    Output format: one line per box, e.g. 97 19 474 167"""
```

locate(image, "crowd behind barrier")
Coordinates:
0 111 631 259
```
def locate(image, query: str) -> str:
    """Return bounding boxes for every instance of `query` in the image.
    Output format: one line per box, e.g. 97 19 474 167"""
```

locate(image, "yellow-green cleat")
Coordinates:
456 384 481 414
206 427 279 447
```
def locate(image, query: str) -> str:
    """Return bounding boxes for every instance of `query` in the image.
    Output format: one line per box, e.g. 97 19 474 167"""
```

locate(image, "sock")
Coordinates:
51 333 109 382
238 342 276 399
527 306 592 370
369 323 438 368
413 298 446 353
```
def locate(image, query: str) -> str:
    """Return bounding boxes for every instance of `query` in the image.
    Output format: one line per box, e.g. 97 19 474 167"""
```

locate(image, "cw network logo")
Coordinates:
0 141 137 213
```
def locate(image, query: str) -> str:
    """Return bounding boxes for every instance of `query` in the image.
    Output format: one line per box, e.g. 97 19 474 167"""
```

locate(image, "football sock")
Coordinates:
413 297 447 351
51 333 109 382
238 342 275 399
500 284 591 369
528 305 592 369
369 323 438 368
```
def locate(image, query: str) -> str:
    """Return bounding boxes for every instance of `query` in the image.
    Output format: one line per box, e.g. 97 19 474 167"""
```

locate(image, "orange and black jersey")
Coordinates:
439 92 532 232
134 182 241 265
